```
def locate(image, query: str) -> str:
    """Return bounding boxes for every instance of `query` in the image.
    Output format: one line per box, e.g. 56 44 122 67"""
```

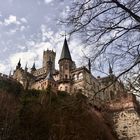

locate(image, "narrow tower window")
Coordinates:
65 75 68 79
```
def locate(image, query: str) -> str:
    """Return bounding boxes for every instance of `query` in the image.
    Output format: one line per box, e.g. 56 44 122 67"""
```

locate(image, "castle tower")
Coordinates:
58 37 73 81
43 50 56 74
46 57 53 74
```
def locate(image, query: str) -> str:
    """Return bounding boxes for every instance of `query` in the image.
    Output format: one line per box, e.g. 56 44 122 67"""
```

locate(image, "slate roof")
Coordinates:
60 38 72 61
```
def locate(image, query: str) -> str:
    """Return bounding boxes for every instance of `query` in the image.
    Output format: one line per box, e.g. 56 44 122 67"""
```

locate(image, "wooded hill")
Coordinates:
0 79 117 140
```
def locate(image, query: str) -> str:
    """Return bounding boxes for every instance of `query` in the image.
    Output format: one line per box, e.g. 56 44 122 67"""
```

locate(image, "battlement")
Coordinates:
33 67 47 77
43 49 56 55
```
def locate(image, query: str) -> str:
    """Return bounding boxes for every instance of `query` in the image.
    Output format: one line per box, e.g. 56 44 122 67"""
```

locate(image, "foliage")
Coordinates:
0 79 23 95
0 87 117 140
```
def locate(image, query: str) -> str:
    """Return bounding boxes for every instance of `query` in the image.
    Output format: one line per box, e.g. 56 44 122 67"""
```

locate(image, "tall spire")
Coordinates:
59 37 72 61
31 62 36 71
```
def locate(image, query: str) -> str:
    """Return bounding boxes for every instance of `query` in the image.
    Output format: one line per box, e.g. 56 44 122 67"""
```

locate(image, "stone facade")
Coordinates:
12 37 125 102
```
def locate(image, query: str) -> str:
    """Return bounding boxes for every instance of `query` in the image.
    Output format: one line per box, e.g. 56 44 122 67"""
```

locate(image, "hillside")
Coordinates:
0 84 117 140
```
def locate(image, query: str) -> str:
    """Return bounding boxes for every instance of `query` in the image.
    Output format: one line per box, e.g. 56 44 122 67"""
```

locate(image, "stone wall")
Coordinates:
112 109 140 140
105 94 140 140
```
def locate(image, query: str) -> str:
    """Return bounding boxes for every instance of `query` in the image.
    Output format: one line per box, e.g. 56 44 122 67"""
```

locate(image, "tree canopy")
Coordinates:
64 0 140 93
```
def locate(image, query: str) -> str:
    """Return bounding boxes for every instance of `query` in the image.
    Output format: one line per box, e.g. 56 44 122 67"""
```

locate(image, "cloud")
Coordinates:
6 26 85 74
9 41 53 70
10 51 37 69
20 26 26 31
0 63 6 73
4 15 20 26
44 0 53 4
20 18 28 23
2 15 27 28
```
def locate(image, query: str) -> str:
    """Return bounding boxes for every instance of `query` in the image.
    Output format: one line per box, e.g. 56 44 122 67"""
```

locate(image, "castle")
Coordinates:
12 37 125 102
1 38 140 139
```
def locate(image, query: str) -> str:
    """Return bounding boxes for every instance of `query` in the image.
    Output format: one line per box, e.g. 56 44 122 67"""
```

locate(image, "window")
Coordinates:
65 86 68 92
60 87 62 91
73 74 77 80
79 73 83 80
65 75 68 79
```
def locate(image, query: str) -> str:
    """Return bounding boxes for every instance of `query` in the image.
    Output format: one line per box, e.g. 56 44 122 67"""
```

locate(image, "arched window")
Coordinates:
65 75 68 79
73 74 77 80
78 73 83 80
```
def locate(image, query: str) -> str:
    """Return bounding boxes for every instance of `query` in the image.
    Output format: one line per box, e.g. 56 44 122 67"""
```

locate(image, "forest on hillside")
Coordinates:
0 80 117 140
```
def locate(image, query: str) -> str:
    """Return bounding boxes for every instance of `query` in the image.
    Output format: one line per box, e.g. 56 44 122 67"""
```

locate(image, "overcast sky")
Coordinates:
0 0 88 74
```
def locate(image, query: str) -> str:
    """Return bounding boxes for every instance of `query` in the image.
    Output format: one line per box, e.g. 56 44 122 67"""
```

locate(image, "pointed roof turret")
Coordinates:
59 37 72 61
31 62 36 71
18 59 21 66
16 59 21 69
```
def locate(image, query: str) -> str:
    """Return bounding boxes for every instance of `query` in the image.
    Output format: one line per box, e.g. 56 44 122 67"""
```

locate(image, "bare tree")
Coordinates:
63 0 140 94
